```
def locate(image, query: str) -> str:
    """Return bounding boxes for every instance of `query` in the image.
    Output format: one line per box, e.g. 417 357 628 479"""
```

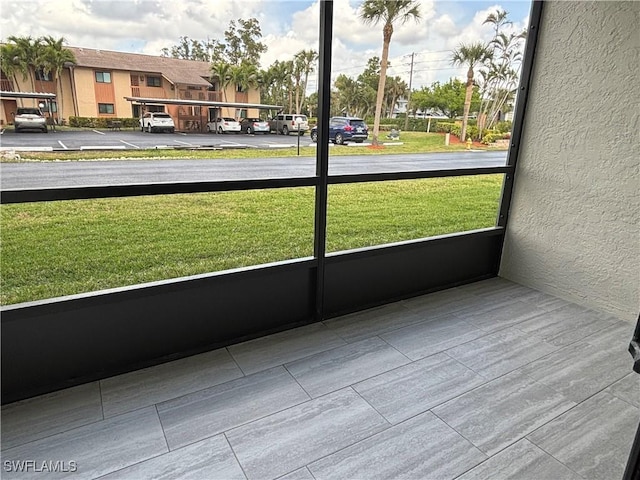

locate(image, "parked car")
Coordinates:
207 117 241 134
139 112 175 133
310 117 369 144
13 107 47 133
240 118 270 134
269 114 308 135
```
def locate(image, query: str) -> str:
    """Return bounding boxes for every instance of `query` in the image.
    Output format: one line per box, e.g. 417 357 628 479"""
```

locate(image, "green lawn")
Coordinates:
1 175 503 305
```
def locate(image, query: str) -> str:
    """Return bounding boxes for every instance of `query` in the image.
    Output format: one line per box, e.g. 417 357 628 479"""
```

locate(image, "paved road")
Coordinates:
0 129 309 151
1 151 507 189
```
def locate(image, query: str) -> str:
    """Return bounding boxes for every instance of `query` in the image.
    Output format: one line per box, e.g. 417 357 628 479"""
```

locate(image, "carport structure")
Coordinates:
124 96 283 133
0 91 57 129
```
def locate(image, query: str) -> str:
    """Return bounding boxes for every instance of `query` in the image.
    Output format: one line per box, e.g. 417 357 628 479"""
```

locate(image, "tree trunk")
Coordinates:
56 75 64 125
373 24 393 146
461 66 474 142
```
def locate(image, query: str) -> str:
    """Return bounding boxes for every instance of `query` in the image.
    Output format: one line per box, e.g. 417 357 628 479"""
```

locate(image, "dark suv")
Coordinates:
310 117 368 144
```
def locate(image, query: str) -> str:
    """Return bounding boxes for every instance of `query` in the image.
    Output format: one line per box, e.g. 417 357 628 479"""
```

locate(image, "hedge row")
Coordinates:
68 117 139 128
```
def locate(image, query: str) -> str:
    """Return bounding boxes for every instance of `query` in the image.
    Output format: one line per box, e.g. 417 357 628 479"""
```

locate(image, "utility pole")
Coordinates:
404 52 414 131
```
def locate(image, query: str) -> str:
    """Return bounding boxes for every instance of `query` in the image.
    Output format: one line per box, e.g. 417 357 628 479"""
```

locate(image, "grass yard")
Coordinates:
1 175 503 305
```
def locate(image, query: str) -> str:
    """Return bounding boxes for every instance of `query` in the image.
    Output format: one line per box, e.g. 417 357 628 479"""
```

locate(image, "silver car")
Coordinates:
14 107 47 133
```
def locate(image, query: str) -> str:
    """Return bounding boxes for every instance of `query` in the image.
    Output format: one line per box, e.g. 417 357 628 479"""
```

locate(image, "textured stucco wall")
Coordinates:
500 1 640 321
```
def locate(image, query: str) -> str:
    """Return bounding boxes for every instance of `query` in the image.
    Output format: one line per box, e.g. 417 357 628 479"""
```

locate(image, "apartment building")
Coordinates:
0 46 266 131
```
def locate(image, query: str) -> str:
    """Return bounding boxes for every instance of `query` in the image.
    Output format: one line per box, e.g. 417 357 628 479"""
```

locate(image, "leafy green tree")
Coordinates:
359 0 421 145
411 78 480 118
162 18 267 69
451 42 492 141
160 36 224 62
224 18 267 67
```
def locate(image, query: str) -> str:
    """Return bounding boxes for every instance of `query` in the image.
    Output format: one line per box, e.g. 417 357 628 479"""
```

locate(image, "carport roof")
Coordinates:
124 96 283 110
0 91 56 100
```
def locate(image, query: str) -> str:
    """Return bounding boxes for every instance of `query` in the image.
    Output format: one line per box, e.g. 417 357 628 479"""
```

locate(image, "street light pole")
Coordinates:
296 117 303 155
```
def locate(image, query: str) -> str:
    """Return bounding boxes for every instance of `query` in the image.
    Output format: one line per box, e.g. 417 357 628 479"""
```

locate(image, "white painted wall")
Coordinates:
500 1 640 322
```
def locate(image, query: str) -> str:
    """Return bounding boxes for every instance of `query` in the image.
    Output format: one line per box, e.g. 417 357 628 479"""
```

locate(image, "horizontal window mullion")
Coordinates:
1 166 514 204
0 177 319 204
328 166 513 185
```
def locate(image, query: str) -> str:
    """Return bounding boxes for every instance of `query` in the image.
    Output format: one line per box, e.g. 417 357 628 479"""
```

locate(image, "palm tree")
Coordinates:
294 49 318 114
292 55 304 114
269 61 291 109
451 42 492 142
0 43 23 105
7 36 42 93
360 0 421 146
41 36 76 124
211 62 233 102
385 76 407 118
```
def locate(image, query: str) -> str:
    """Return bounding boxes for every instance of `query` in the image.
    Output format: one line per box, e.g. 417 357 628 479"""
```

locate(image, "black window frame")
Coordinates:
98 103 115 114
146 76 162 87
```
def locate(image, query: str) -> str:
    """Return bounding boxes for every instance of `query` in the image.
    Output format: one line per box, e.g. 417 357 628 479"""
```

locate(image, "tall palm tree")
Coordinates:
292 54 304 114
7 36 42 93
294 49 318 114
41 36 76 123
451 42 492 142
0 43 23 105
269 60 291 109
211 62 233 102
385 76 407 118
360 0 421 146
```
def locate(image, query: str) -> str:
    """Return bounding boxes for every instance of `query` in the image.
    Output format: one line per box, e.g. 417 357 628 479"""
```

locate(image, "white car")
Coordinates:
139 112 175 133
207 117 241 134
14 107 47 133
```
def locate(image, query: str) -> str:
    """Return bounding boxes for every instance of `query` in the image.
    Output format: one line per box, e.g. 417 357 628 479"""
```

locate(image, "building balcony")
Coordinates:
130 86 166 99
177 90 222 102
1 79 14 92
1 278 636 479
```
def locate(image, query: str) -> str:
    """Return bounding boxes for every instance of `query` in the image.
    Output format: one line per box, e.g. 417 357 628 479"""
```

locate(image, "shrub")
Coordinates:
481 130 512 144
495 121 513 133
68 117 139 128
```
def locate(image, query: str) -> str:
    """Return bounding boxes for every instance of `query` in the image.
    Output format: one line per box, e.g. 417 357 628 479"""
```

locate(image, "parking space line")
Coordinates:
174 140 194 146
58 141 68 149
119 140 140 149
80 145 126 150
92 130 105 135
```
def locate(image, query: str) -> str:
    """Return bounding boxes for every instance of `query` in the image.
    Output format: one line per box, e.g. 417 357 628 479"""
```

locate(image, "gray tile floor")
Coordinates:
2 278 638 480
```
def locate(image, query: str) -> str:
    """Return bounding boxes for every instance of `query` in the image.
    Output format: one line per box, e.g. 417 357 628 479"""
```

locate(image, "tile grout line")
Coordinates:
225 346 248 377
525 436 587 479
154 404 171 452
98 381 105 420
223 431 250 480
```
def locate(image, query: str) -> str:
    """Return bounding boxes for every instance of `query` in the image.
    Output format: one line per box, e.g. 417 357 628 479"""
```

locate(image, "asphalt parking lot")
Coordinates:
0 128 317 151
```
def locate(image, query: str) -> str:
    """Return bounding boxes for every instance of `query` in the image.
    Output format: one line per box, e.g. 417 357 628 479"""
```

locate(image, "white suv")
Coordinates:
269 114 309 135
14 107 47 133
140 112 175 133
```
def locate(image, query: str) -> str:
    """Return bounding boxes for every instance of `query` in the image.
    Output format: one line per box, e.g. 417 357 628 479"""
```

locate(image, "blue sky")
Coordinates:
1 0 531 90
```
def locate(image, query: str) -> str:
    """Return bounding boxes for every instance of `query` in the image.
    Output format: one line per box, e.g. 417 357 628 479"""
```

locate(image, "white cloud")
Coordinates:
0 0 531 89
